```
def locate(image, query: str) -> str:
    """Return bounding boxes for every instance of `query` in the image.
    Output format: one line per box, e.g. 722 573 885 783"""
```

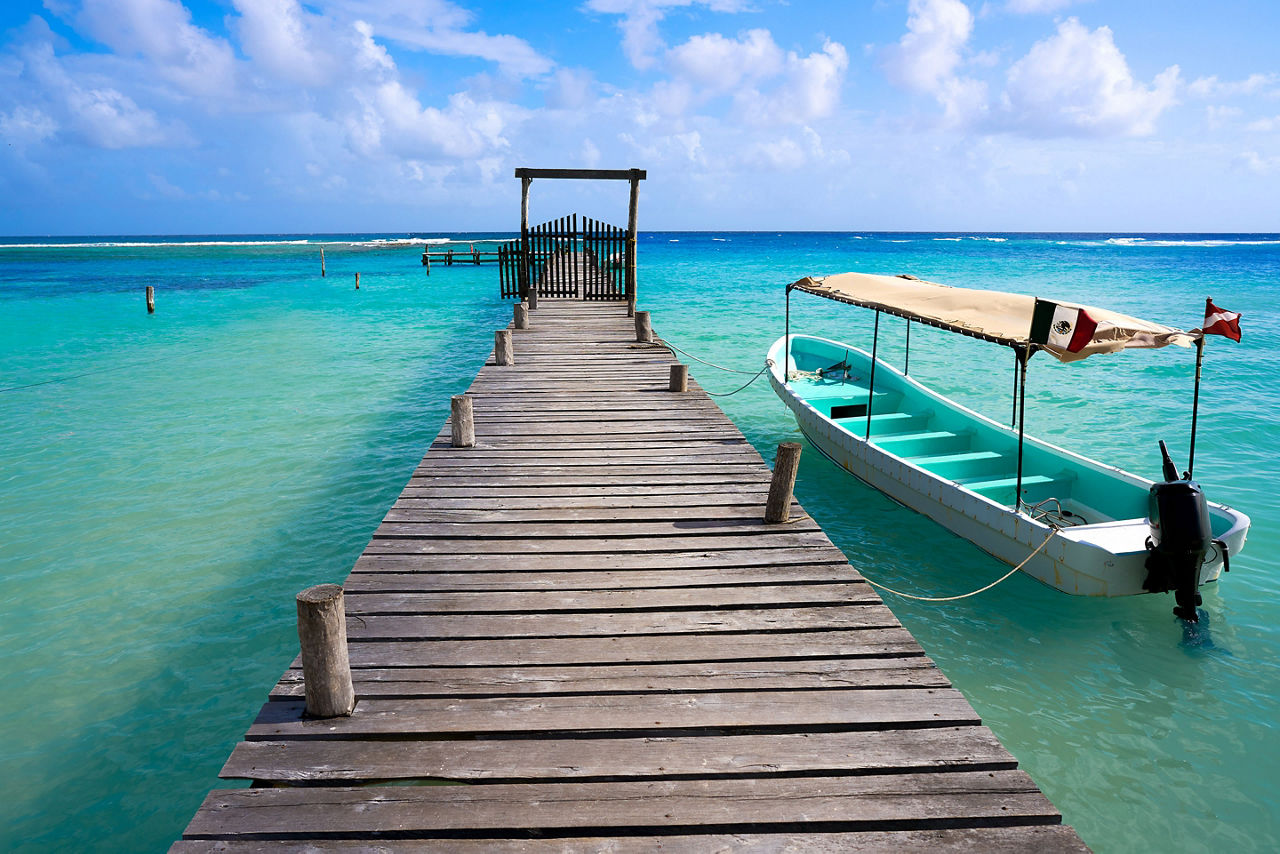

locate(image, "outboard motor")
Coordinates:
1143 441 1212 622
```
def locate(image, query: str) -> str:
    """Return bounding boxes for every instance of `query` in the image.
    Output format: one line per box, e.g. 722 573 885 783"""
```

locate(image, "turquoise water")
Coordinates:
2 233 1277 851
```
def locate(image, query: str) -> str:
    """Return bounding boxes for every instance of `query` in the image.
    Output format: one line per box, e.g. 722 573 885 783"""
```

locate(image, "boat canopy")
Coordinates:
790 272 1196 363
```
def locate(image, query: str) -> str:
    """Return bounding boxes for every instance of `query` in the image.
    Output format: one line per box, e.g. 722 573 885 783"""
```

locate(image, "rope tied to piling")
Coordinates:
704 360 773 397
860 527 1059 602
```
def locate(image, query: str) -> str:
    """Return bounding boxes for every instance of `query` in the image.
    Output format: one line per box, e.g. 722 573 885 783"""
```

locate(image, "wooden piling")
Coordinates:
145 286 155 314
527 284 539 311
320 248 326 278
355 272 360 290
450 395 475 448
634 310 653 344
514 302 530 330
295 584 355 718
423 250 431 275
764 442 802 524
495 329 514 365
627 171 640 317
669 364 688 392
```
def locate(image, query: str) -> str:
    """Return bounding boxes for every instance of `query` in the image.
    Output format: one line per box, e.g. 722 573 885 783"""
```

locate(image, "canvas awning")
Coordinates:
790 272 1196 363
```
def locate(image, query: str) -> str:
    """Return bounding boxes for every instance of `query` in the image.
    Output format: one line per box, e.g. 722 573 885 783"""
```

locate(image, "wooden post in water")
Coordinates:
495 329 514 365
423 251 430 275
320 248 326 277
354 272 360 290
145 286 155 314
764 442 802 524
634 310 652 343
451 395 475 447
514 301 529 329
295 584 355 718
669 364 688 392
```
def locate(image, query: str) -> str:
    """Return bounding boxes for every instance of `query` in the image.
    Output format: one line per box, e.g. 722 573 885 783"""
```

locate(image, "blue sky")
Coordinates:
1 0 1278 234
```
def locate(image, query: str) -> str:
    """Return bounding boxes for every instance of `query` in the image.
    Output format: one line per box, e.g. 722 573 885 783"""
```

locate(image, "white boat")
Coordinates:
769 273 1250 620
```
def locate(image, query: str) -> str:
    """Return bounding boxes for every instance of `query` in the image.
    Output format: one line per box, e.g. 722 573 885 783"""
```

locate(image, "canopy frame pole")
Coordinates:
904 319 911 375
1189 334 1205 479
1015 345 1029 511
866 310 880 441
1011 347 1020 426
784 285 792 380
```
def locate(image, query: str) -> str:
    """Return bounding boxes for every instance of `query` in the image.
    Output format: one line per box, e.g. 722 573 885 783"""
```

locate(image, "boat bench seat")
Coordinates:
908 449 1005 479
962 473 1058 493
864 411 934 436
873 430 970 456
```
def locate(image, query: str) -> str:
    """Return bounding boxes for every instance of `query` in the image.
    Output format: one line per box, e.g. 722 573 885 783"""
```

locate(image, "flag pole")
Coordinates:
1189 330 1205 479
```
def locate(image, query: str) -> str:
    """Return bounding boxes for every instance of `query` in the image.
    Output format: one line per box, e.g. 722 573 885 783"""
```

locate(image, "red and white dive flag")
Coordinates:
1202 298 1242 342
1030 299 1099 353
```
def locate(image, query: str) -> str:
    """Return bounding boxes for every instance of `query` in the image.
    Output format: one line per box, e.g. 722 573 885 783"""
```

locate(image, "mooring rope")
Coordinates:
860 527 1059 602
704 361 773 397
655 338 763 374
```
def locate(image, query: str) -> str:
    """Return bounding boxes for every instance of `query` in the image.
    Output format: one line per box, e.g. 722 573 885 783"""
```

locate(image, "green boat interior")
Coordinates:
784 335 1161 530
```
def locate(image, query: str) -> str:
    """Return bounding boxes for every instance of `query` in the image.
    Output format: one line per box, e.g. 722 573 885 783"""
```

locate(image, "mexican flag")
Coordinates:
1030 298 1099 353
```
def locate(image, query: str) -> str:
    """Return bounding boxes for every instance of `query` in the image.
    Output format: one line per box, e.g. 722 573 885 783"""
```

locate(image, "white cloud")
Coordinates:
1005 0 1076 13
545 69 597 110
884 0 974 94
667 29 783 94
1235 150 1280 174
883 0 986 126
659 31 848 126
1188 73 1280 99
1001 18 1179 137
14 36 173 148
586 0 751 70
0 105 58 147
774 40 849 122
1206 105 1242 130
231 0 332 87
1245 115 1280 133
72 0 237 97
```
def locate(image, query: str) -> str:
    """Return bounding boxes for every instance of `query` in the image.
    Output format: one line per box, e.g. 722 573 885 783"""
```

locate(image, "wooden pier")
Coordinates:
175 299 1087 851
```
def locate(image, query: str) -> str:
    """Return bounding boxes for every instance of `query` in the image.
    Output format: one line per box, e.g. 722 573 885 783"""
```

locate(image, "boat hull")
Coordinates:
768 335 1249 598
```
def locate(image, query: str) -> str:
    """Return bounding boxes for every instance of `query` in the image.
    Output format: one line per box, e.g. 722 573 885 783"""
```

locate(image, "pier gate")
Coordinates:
498 167 645 309
498 213 630 301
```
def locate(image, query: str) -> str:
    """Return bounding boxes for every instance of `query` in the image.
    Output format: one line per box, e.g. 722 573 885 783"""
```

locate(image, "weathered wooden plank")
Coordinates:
406 472 771 486
371 517 823 540
363 531 836 555
247 687 977 739
223 726 1014 782
174 825 1092 852
350 546 851 573
182 772 1060 838
343 564 847 592
339 628 922 667
383 503 797 523
343 583 874 612
342 605 902 641
269 657 951 699
396 485 780 501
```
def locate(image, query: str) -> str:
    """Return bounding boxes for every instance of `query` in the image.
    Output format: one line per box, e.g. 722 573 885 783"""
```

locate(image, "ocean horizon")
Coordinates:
3 231 1277 852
